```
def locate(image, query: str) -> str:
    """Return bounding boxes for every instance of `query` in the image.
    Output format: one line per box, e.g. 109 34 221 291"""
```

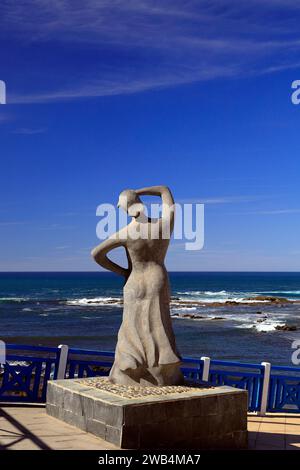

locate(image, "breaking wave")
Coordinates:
65 297 122 307
0 297 28 303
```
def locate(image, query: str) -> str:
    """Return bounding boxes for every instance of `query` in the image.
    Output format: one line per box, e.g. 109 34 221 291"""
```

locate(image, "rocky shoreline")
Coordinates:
170 295 299 332
171 295 298 309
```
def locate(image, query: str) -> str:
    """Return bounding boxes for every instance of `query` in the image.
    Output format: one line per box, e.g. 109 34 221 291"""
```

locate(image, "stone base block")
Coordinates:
46 378 248 449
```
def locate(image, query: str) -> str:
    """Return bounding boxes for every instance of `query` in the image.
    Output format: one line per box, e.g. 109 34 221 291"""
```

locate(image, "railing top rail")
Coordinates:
270 373 300 380
6 344 59 353
210 359 264 369
209 368 262 378
68 348 115 357
271 364 300 373
4 354 58 363
182 356 264 369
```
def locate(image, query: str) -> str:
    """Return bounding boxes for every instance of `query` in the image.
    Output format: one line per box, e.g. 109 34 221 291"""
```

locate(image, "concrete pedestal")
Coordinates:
46 378 248 449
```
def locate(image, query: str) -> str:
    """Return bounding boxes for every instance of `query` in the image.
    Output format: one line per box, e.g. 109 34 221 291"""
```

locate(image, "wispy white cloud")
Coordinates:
227 207 300 216
37 223 75 230
0 221 25 227
3 0 300 103
10 67 238 104
246 208 300 215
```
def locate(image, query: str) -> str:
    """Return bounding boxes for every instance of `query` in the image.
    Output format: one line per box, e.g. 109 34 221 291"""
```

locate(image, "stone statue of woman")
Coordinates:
92 186 183 386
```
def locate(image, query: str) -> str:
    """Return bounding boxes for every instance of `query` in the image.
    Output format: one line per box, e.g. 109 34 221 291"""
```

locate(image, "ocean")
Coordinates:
0 272 300 366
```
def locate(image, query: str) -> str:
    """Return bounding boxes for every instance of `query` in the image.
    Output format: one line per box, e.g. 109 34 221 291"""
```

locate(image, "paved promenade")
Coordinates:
0 405 299 450
248 412 300 450
0 405 117 450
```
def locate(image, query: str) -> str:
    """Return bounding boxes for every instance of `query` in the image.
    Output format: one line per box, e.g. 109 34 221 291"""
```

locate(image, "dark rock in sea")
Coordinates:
179 313 196 319
211 317 225 320
275 325 297 331
256 311 263 314
246 295 290 304
172 313 205 320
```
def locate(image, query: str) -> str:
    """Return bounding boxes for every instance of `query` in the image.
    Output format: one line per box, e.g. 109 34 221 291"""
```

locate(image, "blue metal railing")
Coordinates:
0 344 60 403
207 360 264 412
67 348 114 379
1 343 300 412
267 364 300 413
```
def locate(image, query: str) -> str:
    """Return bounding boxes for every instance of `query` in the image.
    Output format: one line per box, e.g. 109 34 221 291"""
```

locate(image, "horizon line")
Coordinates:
1 270 300 274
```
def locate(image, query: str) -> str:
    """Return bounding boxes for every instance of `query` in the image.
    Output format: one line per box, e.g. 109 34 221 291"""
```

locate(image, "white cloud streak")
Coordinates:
2 0 300 103
247 208 300 215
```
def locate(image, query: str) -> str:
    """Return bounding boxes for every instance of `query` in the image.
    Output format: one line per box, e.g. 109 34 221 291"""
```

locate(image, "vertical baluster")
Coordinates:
201 356 211 382
57 344 69 380
259 362 271 416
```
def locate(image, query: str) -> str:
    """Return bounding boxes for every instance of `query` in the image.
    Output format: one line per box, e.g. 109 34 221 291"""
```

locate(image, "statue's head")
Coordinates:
117 190 144 218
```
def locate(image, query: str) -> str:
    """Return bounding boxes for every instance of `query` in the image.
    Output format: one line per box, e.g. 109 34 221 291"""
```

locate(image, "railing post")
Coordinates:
0 340 6 365
201 356 211 382
259 361 271 416
57 344 69 380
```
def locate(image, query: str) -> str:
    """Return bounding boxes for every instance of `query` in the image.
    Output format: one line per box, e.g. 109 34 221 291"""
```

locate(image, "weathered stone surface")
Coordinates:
63 391 84 415
93 401 123 427
47 383 64 407
105 424 121 447
62 409 87 431
47 378 248 449
86 419 106 439
80 396 95 420
46 403 62 420
124 402 168 425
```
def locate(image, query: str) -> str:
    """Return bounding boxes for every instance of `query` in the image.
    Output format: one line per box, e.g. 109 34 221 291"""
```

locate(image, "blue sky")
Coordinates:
1 0 300 271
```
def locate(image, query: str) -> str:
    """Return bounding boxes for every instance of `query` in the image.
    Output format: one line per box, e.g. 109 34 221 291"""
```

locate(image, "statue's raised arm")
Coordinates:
135 185 175 231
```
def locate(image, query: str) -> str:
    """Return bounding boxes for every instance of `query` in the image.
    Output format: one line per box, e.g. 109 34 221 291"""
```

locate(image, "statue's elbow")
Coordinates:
91 247 101 263
91 248 106 266
162 185 172 197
